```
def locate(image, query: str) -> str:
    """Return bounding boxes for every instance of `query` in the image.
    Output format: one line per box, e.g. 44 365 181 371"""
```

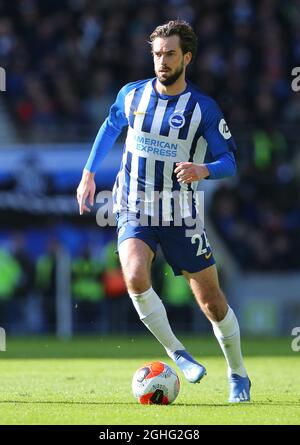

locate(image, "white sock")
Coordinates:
211 306 247 378
129 286 184 357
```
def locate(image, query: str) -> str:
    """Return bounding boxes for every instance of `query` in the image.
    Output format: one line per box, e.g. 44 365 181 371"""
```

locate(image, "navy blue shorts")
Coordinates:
116 212 215 276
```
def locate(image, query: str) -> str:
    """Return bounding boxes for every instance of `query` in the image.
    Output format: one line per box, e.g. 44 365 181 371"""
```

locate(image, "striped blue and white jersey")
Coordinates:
86 77 237 220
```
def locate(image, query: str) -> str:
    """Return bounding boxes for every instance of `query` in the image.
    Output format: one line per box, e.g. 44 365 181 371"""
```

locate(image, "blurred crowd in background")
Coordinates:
0 229 200 333
1 0 300 333
1 0 300 132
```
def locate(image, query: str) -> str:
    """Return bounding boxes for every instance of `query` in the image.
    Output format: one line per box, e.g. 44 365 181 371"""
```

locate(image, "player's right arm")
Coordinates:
77 169 96 215
77 85 129 215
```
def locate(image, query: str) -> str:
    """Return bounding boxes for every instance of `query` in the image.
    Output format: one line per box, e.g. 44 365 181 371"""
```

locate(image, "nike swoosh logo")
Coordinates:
205 252 212 260
133 111 147 116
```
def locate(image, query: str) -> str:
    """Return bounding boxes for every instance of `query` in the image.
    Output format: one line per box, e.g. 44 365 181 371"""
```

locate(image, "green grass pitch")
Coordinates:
0 335 299 425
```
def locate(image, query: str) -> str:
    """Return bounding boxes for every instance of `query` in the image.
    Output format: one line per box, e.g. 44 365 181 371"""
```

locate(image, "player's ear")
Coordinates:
184 51 192 67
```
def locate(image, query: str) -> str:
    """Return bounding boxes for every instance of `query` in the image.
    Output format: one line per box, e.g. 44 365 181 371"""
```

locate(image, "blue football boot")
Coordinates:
229 374 251 403
171 350 206 383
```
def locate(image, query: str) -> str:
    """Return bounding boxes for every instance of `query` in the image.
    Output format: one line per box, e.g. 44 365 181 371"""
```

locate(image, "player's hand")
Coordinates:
174 162 209 184
76 169 96 215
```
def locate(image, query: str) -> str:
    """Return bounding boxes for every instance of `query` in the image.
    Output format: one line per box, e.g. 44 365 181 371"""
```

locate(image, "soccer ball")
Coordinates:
132 361 180 405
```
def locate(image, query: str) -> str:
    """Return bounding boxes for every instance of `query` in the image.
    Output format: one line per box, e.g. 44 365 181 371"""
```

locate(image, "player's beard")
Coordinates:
156 60 184 86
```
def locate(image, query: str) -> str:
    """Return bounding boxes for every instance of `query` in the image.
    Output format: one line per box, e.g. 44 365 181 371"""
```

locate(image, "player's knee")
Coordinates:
125 269 150 294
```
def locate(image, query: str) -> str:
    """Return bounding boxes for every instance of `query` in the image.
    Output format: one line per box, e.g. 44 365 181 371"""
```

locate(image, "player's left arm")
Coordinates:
175 99 237 184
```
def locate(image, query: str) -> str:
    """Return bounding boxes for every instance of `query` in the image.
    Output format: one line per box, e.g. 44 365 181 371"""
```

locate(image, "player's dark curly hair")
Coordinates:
149 20 198 62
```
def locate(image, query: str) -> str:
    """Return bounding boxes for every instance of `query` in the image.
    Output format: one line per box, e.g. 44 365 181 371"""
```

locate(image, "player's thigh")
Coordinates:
159 224 215 276
118 238 155 290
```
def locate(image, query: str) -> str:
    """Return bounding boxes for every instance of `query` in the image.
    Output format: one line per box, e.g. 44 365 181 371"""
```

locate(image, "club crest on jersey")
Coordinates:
169 112 185 129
